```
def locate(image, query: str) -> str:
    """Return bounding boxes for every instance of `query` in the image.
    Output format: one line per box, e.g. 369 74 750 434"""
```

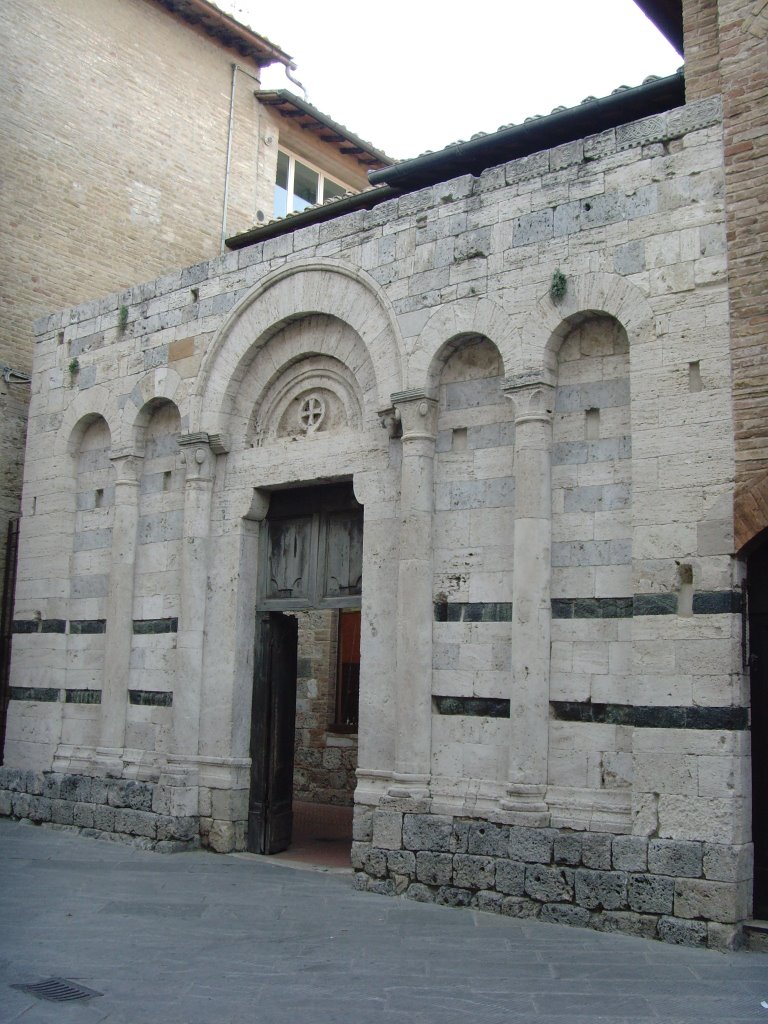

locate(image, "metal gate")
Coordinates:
0 517 20 765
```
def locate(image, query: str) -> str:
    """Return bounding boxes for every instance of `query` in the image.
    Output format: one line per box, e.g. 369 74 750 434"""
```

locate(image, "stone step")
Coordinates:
743 919 768 952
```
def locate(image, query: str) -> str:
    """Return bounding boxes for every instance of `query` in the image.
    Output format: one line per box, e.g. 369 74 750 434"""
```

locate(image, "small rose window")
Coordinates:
298 394 325 433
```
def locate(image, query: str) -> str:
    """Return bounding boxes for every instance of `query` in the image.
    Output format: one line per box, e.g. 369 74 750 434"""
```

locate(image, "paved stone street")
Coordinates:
0 818 765 1024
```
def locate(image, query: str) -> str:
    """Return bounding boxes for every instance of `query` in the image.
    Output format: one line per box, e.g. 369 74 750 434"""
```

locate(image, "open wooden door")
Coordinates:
248 611 298 854
748 543 768 918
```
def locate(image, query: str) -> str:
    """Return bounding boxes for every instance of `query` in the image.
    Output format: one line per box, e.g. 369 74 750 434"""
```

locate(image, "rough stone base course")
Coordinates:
0 767 199 852
352 811 746 951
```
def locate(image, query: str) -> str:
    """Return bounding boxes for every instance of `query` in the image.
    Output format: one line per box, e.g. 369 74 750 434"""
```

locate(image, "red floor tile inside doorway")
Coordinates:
268 800 353 870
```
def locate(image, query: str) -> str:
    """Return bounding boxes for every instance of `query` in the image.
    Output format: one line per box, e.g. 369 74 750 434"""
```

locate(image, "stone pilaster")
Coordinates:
501 375 555 824
171 433 217 764
390 390 438 796
95 452 142 771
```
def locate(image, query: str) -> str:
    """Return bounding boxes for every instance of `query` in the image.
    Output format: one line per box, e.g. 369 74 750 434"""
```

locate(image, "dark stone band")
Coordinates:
10 687 59 702
65 689 101 704
132 618 179 634
550 701 748 730
434 696 511 718
70 619 107 634
128 690 173 706
434 603 512 623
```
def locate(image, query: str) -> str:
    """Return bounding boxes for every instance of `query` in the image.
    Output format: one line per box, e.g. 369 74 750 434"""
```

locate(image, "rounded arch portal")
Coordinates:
192 260 406 438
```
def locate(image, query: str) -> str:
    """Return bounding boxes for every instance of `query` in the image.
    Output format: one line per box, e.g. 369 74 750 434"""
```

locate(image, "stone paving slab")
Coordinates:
0 818 765 1024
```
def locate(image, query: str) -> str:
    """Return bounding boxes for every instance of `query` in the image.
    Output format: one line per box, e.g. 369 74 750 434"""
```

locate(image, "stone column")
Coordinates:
96 452 142 769
390 390 438 796
171 433 217 762
501 375 555 824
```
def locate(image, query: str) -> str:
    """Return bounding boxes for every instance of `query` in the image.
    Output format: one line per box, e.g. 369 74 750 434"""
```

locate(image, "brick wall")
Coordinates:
681 0 768 546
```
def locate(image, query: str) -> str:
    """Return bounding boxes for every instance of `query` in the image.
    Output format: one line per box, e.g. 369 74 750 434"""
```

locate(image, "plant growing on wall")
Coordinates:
68 357 79 383
550 269 567 303
118 305 129 330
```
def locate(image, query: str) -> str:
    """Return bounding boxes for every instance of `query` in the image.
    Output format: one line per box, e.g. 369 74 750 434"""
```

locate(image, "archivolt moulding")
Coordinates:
192 259 405 437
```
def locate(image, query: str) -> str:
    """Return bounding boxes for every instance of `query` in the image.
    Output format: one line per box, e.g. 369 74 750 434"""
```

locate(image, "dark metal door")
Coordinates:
748 544 768 917
0 518 20 765
247 612 298 854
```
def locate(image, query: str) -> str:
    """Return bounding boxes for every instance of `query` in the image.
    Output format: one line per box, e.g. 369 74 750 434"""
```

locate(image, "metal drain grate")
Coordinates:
11 978 103 1003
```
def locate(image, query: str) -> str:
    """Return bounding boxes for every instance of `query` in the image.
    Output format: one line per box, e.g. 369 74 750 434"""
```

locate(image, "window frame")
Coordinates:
274 148 348 218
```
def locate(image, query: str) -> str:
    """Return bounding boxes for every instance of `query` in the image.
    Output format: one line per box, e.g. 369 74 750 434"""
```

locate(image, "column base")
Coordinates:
498 784 550 826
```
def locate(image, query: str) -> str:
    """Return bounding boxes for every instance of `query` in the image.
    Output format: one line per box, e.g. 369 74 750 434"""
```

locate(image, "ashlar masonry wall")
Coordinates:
1 93 751 946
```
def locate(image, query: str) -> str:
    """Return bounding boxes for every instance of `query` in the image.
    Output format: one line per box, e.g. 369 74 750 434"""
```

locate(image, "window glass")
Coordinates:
292 159 319 211
323 178 346 202
273 150 290 218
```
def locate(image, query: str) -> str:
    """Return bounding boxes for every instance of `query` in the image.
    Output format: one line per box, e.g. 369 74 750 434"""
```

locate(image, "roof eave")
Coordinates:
151 0 293 67
369 72 685 192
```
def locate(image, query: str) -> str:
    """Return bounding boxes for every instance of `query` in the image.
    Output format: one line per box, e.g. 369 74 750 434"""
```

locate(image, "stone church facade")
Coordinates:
1 0 766 950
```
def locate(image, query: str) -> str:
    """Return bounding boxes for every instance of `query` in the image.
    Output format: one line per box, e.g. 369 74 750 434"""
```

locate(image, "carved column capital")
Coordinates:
502 373 555 426
109 452 143 486
178 433 216 482
391 389 438 441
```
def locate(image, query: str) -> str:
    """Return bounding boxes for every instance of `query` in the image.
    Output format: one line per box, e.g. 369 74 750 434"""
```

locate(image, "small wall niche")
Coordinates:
678 562 693 616
689 361 702 393
452 427 468 452
585 408 600 440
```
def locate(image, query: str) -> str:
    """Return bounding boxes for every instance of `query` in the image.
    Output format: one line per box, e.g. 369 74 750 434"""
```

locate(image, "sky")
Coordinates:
220 1 682 162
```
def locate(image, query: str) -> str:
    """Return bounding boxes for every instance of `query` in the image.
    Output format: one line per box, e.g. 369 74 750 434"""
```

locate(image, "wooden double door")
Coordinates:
247 485 362 855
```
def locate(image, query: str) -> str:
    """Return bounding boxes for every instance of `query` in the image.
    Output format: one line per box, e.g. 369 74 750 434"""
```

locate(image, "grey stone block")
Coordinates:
0 791 12 816
648 839 703 878
26 771 45 796
405 883 435 903
595 911 658 940
50 799 74 825
581 834 612 870
473 890 503 914
703 843 753 882
554 833 582 866
72 802 94 828
416 851 453 886
92 805 115 831
156 815 198 842
453 854 495 890
501 896 540 918
495 859 525 896
107 780 153 811
436 886 473 907
468 822 509 857
11 793 32 818
352 871 368 891
628 874 674 914
352 809 372 842
90 778 110 805
614 239 645 275
371 810 403 850
386 850 416 877
41 774 63 800
540 904 591 927
0 767 26 791
367 878 396 896
657 916 708 947
403 814 467 853
27 796 52 823
114 808 157 839
509 826 554 863
363 847 388 878
512 209 553 246
612 835 648 873
350 841 368 870
575 869 627 910
59 774 93 803
525 865 574 902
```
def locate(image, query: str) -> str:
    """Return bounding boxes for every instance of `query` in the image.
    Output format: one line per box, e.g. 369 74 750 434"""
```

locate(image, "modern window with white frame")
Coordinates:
273 150 348 218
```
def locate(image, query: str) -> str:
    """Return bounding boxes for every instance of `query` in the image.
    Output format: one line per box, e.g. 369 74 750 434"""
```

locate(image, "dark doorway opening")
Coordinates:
748 540 768 918
247 484 362 862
